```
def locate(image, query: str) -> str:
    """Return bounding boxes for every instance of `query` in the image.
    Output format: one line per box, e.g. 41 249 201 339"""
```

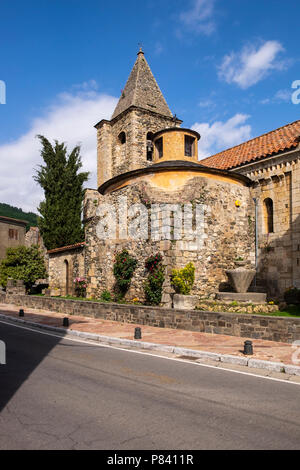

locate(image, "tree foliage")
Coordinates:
0 245 47 290
0 203 38 230
34 135 89 250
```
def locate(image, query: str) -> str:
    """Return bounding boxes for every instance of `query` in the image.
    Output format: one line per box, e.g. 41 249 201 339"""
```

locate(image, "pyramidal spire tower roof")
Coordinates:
111 48 173 120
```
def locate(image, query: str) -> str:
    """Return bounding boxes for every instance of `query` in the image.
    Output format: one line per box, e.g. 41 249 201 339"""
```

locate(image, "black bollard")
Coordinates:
243 340 253 355
134 327 142 339
19 309 24 317
63 317 69 327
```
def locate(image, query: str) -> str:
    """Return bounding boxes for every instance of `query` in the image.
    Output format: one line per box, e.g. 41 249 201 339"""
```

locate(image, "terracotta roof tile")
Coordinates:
47 242 85 254
0 215 28 225
200 119 300 170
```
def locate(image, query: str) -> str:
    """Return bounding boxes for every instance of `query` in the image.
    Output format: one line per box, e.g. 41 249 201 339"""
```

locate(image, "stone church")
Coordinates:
47 49 300 304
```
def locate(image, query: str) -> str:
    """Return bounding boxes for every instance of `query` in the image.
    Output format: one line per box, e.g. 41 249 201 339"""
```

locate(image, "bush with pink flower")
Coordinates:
74 277 87 298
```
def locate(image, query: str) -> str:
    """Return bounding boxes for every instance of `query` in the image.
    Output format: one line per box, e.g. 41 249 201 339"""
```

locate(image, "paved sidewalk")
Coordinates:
0 301 298 367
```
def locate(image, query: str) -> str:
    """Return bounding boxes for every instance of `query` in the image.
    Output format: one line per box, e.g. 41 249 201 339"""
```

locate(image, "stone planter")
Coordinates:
226 268 256 293
50 288 62 297
234 260 246 267
173 294 198 310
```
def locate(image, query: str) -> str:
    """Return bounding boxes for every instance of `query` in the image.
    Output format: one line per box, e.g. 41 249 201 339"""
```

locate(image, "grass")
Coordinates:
31 293 141 305
256 305 300 318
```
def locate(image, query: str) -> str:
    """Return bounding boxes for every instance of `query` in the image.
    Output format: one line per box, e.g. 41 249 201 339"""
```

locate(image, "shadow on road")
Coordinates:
0 309 67 412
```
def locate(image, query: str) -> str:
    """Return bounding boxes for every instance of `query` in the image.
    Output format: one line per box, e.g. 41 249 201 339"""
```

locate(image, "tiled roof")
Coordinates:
0 215 28 225
47 242 85 254
200 120 300 170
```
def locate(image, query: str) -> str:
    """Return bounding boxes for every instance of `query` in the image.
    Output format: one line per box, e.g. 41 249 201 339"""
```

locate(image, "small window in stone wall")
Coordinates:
263 198 274 233
118 131 126 145
146 132 154 161
184 135 195 157
155 137 163 159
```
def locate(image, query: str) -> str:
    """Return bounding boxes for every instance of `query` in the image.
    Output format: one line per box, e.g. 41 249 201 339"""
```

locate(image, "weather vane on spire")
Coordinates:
138 42 144 54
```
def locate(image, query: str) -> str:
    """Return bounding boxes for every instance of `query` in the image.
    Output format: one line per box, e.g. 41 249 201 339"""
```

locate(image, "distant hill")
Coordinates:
0 203 38 230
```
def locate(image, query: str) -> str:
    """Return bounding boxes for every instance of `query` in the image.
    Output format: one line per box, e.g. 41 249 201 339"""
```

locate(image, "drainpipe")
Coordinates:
253 197 258 287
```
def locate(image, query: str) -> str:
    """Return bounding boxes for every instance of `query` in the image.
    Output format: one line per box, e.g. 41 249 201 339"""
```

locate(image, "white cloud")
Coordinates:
192 113 252 158
198 98 216 109
274 89 291 101
179 0 216 35
218 41 287 89
0 86 117 212
260 88 292 105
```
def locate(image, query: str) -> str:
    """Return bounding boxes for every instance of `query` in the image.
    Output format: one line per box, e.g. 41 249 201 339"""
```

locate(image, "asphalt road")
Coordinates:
0 319 300 450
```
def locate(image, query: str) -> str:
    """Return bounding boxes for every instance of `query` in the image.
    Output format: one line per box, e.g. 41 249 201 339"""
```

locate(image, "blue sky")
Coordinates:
0 0 299 211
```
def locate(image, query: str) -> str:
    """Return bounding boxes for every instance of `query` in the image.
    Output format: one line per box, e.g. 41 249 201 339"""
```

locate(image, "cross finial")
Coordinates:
137 43 144 55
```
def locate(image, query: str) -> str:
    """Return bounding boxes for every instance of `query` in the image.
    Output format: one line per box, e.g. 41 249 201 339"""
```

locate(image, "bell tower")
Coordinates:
95 48 182 188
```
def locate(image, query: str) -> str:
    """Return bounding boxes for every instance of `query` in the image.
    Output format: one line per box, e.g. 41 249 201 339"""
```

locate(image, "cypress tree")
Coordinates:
34 135 89 250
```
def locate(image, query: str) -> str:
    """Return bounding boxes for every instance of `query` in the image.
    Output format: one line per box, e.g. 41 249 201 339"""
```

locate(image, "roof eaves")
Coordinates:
47 242 85 254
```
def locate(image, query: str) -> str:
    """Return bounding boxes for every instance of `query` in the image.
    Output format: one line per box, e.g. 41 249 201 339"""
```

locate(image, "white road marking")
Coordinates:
0 317 299 386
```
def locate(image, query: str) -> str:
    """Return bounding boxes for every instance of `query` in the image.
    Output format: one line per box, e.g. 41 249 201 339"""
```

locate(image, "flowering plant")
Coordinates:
113 249 137 298
144 253 165 305
74 277 87 298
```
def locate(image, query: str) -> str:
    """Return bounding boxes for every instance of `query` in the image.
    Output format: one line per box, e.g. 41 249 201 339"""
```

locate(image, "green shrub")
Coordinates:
100 290 112 302
0 245 47 291
74 277 87 298
284 287 300 305
171 262 195 295
144 253 165 305
113 249 137 298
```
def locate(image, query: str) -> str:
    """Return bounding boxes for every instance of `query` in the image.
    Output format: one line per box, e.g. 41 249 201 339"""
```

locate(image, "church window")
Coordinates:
263 198 274 233
118 131 126 145
64 260 70 296
184 135 195 157
146 132 154 161
155 137 163 159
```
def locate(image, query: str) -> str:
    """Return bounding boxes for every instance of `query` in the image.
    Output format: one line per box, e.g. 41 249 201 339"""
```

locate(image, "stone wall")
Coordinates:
96 108 177 187
1 293 299 343
48 247 85 296
235 149 300 297
84 174 255 305
25 226 48 268
6 279 25 295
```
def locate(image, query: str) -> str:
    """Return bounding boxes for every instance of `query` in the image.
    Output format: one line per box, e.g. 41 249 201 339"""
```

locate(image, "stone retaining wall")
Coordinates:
0 293 299 343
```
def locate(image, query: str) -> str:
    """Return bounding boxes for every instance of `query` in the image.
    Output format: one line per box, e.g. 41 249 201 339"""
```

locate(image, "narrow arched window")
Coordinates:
155 137 163 159
118 131 126 144
64 260 69 295
146 132 154 161
263 198 274 233
184 135 195 157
